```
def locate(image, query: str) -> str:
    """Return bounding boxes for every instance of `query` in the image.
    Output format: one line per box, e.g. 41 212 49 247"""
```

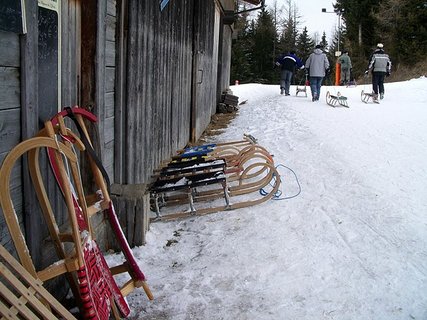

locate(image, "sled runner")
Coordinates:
326 91 349 108
45 107 153 301
0 134 129 319
361 90 380 104
150 160 281 222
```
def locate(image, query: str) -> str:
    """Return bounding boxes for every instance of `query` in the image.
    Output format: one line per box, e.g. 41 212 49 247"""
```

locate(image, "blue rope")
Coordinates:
260 164 301 200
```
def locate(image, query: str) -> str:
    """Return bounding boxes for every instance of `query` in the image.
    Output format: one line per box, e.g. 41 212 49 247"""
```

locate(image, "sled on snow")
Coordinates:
150 160 281 222
326 91 349 108
150 136 280 221
361 90 380 104
296 74 308 97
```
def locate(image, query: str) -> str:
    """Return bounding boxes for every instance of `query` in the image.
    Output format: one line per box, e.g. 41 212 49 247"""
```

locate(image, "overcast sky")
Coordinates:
264 0 339 43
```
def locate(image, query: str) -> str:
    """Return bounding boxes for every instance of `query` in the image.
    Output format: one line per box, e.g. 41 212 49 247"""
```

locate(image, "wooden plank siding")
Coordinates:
1 0 238 264
122 0 195 184
191 0 218 141
104 1 117 178
0 30 22 254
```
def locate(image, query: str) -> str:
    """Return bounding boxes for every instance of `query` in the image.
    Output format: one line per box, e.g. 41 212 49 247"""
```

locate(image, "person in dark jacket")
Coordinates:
338 50 352 85
305 44 330 101
365 43 392 101
275 50 304 95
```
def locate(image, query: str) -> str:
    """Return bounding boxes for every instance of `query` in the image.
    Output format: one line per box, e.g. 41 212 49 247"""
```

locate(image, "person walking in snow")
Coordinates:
338 50 352 85
365 43 392 101
275 50 304 95
305 44 330 101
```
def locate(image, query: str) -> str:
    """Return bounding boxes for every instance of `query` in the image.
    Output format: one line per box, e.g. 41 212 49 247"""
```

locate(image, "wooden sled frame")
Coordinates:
45 107 153 301
162 143 275 180
0 135 128 319
0 244 77 320
326 91 349 108
150 161 281 222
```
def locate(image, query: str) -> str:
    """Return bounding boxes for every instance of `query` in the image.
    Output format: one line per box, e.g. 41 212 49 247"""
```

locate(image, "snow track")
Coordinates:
110 78 427 320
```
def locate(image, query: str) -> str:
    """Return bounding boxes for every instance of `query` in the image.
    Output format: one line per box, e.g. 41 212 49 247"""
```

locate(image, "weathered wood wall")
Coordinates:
0 0 238 260
120 0 195 184
191 0 217 141
0 30 22 253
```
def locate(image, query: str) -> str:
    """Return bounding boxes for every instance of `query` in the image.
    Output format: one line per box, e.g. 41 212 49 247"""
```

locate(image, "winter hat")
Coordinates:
377 43 384 48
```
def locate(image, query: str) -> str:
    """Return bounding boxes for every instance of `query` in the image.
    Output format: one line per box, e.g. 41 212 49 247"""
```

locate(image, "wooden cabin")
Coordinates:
0 0 263 296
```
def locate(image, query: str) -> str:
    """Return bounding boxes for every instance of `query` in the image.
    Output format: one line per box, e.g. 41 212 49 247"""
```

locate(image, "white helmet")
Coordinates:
377 43 384 48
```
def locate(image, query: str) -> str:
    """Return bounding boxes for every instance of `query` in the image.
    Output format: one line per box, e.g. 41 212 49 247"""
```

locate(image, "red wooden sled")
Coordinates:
47 107 153 300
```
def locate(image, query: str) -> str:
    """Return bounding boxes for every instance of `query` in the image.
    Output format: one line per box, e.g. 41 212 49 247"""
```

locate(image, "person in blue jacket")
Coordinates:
275 50 304 95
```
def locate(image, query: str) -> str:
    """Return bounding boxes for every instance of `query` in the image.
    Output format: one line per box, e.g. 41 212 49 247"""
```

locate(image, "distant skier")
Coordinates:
305 44 330 102
275 50 304 96
338 50 352 85
365 43 392 102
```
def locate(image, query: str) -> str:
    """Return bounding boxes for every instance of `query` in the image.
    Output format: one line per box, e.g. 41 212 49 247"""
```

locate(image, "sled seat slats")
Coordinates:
160 159 226 177
330 95 347 100
0 245 77 320
152 171 226 193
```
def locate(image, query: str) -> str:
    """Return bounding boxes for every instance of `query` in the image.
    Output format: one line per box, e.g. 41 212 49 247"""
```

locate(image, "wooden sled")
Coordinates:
150 161 281 222
326 91 349 108
167 136 268 169
0 244 77 320
44 107 153 301
176 134 258 155
0 134 129 319
165 140 275 177
361 90 379 104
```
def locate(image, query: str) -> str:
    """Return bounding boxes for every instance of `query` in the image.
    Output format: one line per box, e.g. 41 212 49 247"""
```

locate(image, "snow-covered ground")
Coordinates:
109 77 427 319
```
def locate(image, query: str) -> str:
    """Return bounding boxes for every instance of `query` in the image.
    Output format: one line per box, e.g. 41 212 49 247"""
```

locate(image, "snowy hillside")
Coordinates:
108 77 427 320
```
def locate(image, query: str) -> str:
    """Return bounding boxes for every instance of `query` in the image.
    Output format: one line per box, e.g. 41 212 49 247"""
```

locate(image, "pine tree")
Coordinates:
251 7 277 83
231 11 253 83
319 32 329 52
335 0 381 56
375 0 427 65
296 27 314 61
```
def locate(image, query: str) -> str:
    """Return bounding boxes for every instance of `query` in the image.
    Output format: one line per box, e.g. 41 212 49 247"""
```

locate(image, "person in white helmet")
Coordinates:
365 43 392 101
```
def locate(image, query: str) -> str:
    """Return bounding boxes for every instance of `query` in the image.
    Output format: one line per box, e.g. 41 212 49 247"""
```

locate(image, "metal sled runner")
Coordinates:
326 91 349 108
296 74 308 97
150 137 280 221
361 90 379 104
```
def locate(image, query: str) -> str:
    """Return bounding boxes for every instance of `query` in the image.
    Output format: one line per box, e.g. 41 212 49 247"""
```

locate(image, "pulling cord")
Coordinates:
260 164 301 200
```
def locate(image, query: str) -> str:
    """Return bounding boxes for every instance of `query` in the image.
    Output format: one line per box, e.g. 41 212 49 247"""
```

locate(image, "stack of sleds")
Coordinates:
149 135 281 221
0 107 152 319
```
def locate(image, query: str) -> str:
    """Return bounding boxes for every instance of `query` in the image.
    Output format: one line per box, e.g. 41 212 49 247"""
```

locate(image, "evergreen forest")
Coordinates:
231 0 427 85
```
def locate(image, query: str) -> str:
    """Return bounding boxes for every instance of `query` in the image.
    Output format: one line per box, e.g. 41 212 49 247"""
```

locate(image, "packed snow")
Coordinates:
108 77 427 319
